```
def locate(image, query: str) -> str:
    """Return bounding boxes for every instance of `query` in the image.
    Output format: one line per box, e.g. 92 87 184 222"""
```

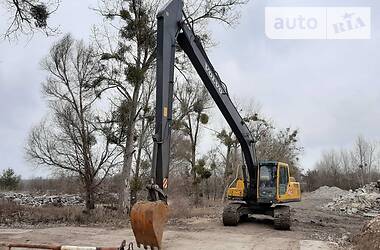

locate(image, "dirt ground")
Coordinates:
0 193 370 250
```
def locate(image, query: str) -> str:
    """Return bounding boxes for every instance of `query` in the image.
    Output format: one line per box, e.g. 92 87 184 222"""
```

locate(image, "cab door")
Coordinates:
277 163 289 201
276 163 301 202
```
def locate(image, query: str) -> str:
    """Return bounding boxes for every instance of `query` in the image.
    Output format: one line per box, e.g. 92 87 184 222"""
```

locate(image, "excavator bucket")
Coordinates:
130 201 169 249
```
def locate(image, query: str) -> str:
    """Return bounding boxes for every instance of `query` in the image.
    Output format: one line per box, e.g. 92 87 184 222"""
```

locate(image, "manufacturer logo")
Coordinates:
205 63 225 94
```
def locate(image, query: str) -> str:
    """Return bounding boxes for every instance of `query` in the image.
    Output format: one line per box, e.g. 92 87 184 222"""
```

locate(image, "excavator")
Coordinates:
130 0 302 249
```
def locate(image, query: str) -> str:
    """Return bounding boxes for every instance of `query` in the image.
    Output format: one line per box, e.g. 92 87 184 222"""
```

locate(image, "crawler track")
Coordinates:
273 205 291 230
222 203 243 226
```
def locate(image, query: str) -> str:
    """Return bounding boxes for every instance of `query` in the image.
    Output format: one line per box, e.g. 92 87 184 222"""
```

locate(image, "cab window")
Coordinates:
279 166 288 195
260 165 276 188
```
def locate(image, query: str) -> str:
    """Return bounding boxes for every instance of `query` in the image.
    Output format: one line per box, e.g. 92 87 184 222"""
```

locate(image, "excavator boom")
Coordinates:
131 0 259 248
130 1 182 249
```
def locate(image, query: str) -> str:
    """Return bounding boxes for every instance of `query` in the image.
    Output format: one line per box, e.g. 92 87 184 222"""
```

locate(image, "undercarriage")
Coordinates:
222 202 291 230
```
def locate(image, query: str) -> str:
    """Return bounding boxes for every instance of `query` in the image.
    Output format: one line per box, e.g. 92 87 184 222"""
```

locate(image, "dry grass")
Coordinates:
168 197 222 219
168 197 192 218
0 196 222 228
0 200 129 227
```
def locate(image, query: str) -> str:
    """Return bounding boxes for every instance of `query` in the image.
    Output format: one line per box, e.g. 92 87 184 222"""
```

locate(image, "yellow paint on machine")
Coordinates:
163 107 168 117
226 162 301 203
277 163 301 203
227 179 245 198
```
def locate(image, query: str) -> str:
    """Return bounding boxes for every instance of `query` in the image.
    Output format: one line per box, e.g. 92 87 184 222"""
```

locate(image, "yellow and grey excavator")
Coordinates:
130 0 301 249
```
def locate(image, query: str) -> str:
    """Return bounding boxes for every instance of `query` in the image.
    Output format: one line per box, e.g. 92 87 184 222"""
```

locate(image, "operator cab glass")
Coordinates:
278 164 289 196
258 162 277 202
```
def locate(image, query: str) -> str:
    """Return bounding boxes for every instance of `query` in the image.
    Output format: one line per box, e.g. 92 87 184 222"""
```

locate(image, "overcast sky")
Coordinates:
0 0 379 178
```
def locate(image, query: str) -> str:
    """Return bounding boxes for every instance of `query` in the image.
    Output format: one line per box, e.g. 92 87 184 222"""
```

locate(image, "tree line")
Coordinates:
303 136 380 191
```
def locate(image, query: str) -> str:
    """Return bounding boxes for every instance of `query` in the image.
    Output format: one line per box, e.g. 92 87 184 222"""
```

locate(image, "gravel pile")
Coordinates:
0 192 85 207
324 182 380 217
308 186 349 200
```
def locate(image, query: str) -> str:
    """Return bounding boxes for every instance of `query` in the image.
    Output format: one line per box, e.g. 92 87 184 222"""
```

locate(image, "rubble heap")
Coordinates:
353 215 380 250
324 182 380 217
0 192 84 207
308 186 349 200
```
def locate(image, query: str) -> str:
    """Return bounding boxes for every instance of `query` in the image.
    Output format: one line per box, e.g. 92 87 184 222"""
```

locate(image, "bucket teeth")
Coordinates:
136 243 160 250
131 201 168 249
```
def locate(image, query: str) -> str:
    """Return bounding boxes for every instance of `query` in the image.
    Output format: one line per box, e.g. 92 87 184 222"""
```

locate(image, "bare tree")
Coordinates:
216 129 237 181
207 148 225 200
26 35 120 210
315 150 342 187
351 136 377 185
129 75 156 206
2 0 60 39
174 80 212 205
94 0 159 212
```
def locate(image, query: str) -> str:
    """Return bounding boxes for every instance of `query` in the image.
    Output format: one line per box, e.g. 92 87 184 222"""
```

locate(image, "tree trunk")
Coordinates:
85 191 95 210
192 170 199 205
84 180 95 210
206 179 210 200
130 184 138 207
119 133 135 213
222 145 235 201
130 117 146 207
118 111 137 213
118 83 141 213
191 144 200 205
223 145 232 183
213 169 217 201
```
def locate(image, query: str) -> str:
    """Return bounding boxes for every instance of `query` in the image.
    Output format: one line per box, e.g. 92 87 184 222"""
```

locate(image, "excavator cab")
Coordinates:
258 161 301 204
227 161 301 204
225 161 301 230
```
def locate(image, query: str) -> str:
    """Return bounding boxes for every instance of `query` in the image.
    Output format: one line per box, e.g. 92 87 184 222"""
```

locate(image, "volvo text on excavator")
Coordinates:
130 0 302 249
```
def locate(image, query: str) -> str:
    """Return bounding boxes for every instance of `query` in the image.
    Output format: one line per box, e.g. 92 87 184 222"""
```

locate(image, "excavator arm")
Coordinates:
131 0 259 248
177 17 258 202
